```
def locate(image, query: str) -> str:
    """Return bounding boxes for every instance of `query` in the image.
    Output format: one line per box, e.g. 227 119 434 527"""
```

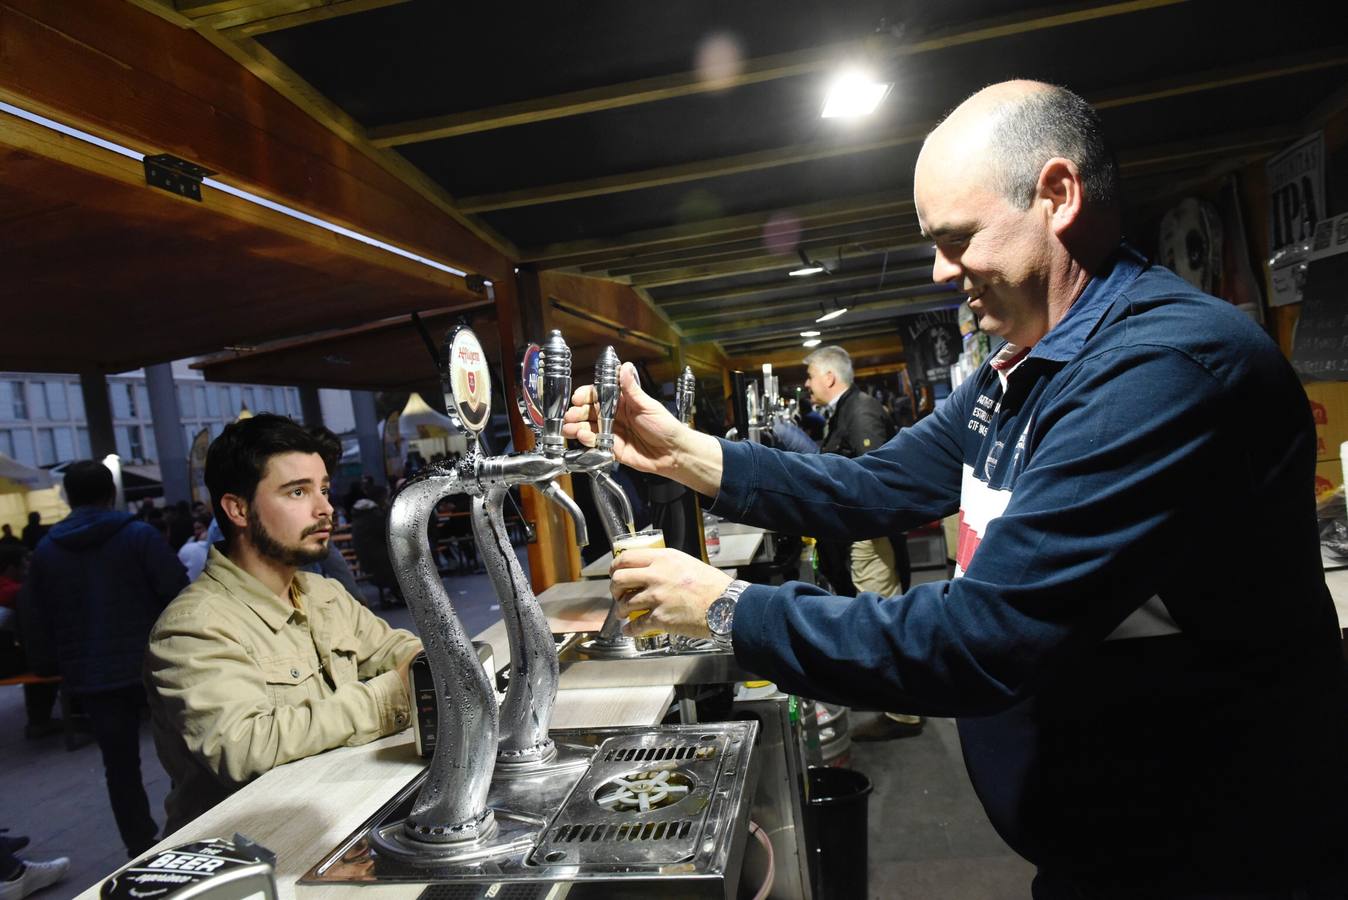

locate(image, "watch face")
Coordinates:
707 596 733 637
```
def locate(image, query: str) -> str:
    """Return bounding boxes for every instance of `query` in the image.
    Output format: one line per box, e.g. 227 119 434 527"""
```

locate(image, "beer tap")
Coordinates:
563 346 635 540
381 326 586 855
559 347 639 648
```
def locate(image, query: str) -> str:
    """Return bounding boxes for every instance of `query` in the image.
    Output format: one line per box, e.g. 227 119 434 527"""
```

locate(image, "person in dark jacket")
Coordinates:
26 461 187 857
804 345 921 740
805 346 905 602
569 81 1348 897
19 514 43 553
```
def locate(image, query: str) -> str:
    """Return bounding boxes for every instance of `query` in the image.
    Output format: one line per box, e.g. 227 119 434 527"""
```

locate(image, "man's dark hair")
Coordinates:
988 84 1119 210
205 414 339 541
63 460 116 508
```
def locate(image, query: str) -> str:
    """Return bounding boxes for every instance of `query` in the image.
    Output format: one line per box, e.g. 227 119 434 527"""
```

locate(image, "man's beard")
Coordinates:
247 506 329 566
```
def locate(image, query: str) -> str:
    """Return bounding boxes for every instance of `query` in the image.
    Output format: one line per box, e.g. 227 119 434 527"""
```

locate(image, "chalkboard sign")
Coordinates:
1292 253 1348 381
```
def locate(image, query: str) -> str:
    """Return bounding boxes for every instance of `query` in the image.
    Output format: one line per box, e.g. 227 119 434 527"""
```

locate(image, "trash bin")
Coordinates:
802 766 872 899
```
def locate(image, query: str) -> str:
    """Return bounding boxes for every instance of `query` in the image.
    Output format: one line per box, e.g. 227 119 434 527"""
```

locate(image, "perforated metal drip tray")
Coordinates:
553 635 756 689
302 722 758 897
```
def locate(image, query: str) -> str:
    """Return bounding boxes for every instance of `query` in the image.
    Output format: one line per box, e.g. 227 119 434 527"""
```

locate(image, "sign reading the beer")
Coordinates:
1266 131 1325 307
448 326 491 433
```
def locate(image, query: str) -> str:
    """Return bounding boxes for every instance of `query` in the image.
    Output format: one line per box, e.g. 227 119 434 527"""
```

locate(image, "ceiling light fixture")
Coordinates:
802 338 822 348
821 69 892 119
789 247 829 277
800 330 821 337
815 301 848 323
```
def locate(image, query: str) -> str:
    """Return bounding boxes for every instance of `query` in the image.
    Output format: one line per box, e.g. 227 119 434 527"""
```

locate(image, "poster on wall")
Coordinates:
1266 131 1325 307
900 308 962 387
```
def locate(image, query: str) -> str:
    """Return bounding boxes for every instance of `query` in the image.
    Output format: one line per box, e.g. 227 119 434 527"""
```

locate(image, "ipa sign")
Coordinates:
1266 132 1325 307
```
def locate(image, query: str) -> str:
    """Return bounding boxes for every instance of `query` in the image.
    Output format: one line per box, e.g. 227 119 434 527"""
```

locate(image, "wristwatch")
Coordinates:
706 579 750 648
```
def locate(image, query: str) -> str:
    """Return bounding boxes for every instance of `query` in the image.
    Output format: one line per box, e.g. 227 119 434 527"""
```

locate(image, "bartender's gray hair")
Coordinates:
803 345 853 386
988 84 1119 210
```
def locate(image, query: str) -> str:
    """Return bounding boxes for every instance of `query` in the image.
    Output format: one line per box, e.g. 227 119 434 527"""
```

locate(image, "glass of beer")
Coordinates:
611 527 666 648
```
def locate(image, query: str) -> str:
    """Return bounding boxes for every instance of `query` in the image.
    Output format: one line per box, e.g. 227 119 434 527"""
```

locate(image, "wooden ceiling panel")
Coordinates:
0 132 480 373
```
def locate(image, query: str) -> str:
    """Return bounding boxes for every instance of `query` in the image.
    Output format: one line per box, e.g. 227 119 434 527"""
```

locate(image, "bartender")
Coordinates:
145 414 421 835
564 80 1348 897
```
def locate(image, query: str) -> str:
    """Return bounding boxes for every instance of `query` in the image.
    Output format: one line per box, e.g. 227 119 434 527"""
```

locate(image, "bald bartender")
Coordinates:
564 81 1348 898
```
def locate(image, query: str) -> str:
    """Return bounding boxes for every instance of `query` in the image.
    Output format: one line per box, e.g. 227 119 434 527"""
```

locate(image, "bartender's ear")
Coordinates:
1037 156 1083 236
219 493 250 533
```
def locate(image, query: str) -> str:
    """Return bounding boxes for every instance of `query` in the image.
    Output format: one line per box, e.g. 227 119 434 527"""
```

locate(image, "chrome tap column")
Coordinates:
387 460 498 846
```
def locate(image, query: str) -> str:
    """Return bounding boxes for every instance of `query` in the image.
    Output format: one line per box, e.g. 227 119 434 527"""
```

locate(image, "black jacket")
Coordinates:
820 386 894 459
26 507 187 693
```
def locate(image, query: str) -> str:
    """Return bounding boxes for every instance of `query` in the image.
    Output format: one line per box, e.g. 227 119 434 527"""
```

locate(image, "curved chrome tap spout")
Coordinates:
474 486 559 770
539 480 587 548
591 471 635 542
387 468 497 845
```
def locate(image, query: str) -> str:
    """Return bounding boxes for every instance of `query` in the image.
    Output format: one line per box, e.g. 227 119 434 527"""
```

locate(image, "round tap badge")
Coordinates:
519 342 545 431
448 326 491 434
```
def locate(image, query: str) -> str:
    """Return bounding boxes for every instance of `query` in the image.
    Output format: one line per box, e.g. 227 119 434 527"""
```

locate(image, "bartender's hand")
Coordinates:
563 362 680 474
610 547 733 639
564 362 725 495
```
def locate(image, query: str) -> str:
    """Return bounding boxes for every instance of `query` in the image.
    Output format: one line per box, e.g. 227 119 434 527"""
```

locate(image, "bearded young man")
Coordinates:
145 414 421 834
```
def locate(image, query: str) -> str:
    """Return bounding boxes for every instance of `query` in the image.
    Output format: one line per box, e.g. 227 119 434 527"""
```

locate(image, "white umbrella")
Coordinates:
0 453 55 491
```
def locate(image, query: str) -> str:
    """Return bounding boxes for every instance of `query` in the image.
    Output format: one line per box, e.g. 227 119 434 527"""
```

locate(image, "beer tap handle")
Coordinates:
594 346 620 451
540 330 571 458
676 366 696 426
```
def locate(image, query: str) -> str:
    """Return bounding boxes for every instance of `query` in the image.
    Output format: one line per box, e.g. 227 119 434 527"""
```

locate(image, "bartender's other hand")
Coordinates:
563 362 681 476
610 548 732 639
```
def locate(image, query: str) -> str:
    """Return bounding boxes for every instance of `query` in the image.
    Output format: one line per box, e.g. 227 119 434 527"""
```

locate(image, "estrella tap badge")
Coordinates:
449 327 491 433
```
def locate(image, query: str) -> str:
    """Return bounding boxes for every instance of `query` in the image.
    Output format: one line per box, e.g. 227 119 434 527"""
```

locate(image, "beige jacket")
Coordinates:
145 546 420 834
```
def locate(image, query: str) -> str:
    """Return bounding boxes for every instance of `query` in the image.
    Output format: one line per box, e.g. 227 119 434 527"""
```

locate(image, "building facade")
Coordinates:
0 372 304 468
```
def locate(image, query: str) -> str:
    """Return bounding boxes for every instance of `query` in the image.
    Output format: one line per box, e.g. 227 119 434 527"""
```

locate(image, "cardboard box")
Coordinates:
1302 381 1348 460
1315 458 1344 504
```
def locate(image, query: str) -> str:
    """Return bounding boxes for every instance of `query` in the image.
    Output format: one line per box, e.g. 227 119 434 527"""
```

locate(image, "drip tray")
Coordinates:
554 634 755 689
302 723 758 899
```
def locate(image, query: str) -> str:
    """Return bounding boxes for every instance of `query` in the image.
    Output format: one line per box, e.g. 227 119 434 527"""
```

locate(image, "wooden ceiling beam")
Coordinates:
652 260 928 311
457 124 932 213
599 223 921 279
1117 125 1298 177
197 27 519 260
682 283 958 342
524 191 915 268
573 212 914 274
724 333 908 370
628 238 929 289
458 47 1348 214
369 0 1187 146
11 0 512 277
668 264 935 326
208 0 412 37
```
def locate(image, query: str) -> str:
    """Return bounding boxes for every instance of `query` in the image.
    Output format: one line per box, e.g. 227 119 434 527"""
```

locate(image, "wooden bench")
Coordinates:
0 672 92 751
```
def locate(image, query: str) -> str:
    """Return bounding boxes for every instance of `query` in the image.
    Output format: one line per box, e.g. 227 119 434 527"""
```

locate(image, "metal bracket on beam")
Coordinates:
143 154 216 202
